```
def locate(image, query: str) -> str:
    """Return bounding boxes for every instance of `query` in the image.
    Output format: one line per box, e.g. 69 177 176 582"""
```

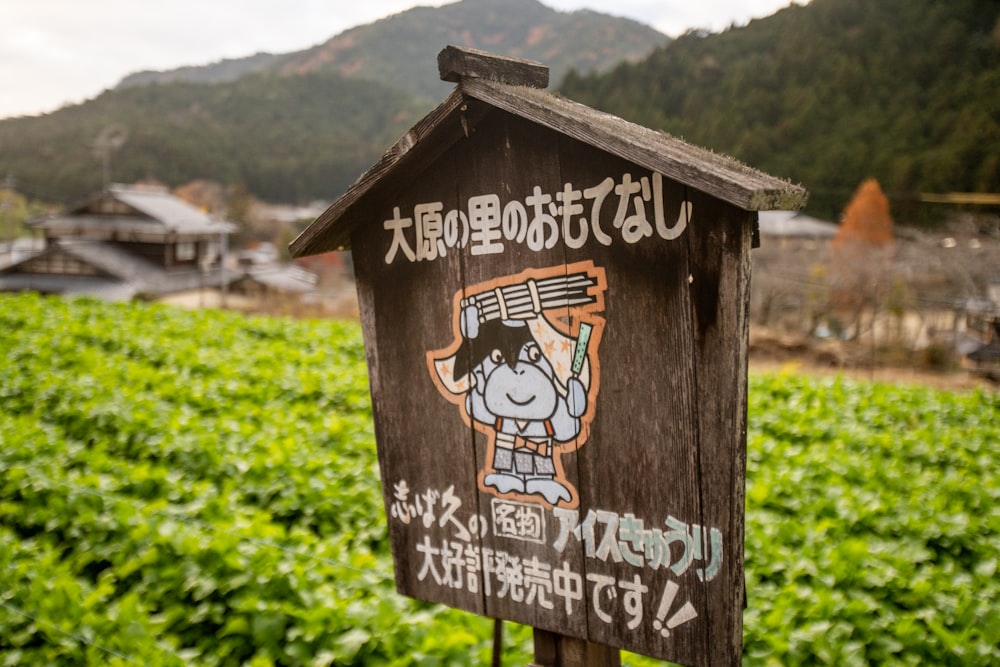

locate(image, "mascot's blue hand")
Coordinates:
461 304 480 339
566 377 587 417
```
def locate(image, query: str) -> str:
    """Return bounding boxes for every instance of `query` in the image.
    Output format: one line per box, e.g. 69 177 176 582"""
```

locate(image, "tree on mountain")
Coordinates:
173 180 227 217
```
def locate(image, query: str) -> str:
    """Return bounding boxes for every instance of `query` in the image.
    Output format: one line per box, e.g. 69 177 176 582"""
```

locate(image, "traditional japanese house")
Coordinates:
227 242 319 311
0 183 238 301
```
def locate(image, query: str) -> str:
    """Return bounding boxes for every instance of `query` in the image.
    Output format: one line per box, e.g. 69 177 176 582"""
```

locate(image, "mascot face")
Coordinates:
480 340 559 421
459 318 561 422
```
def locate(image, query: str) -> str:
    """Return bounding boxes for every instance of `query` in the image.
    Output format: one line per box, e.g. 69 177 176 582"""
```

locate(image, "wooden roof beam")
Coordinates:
437 44 549 88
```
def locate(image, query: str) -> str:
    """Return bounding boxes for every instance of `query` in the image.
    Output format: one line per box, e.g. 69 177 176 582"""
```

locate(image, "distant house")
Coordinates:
228 241 318 310
0 237 45 271
750 211 838 329
0 184 238 301
757 210 838 246
961 283 1000 374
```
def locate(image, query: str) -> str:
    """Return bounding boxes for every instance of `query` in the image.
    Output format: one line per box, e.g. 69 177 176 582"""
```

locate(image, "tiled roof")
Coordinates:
0 240 240 298
758 211 838 238
108 185 236 233
31 184 236 236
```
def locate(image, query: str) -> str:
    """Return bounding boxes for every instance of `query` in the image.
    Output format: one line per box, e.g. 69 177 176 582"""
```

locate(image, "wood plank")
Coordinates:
351 152 486 614
552 137 714 665
684 192 754 666
460 78 808 213
532 629 621 667
342 88 752 667
438 45 549 88
451 110 590 638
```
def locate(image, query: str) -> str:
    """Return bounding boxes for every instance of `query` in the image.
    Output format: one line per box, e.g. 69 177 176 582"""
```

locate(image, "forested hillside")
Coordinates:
120 0 666 103
0 0 664 206
1 0 997 220
560 0 1000 220
0 72 422 204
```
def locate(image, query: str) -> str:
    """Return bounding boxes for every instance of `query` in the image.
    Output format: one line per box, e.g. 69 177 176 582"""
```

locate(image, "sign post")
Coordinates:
291 45 807 667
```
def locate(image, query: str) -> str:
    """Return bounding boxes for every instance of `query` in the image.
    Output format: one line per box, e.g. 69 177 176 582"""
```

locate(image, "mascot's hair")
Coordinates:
453 319 534 379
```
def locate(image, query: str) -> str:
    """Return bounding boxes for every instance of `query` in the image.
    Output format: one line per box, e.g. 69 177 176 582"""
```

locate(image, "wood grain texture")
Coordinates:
453 110 590 637
336 82 755 667
438 44 549 88
351 154 486 613
684 193 755 666
532 628 622 667
550 134 717 665
460 78 807 213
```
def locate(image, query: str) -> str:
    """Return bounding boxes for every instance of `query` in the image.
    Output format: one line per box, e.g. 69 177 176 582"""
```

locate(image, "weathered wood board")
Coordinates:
349 106 752 666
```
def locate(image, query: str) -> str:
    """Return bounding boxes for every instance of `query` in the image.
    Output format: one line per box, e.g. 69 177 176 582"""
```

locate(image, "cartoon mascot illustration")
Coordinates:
428 261 606 508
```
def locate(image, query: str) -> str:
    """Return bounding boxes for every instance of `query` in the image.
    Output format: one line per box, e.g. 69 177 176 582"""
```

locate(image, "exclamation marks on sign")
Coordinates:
653 581 698 638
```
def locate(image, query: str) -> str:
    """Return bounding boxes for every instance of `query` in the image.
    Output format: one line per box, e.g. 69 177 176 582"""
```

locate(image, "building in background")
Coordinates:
0 183 238 301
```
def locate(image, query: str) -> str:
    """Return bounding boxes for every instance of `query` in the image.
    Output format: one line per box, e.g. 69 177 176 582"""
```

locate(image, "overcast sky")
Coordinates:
0 0 802 119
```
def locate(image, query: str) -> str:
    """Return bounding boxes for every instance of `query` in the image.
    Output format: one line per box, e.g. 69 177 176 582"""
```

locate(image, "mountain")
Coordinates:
118 0 667 103
3 0 998 223
0 71 423 205
118 52 284 89
0 0 666 206
559 0 1000 221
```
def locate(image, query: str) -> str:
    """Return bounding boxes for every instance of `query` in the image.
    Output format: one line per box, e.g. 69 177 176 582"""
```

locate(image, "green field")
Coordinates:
1 293 997 666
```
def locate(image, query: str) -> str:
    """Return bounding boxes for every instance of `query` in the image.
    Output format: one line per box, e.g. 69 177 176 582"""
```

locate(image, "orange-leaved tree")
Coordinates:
830 179 896 339
833 178 895 248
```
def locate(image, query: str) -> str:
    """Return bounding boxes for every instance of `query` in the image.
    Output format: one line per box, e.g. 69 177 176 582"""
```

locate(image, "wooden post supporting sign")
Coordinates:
531 629 621 667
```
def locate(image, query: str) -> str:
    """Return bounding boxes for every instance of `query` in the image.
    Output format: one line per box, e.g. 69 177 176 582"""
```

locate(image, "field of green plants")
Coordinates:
1 293 997 666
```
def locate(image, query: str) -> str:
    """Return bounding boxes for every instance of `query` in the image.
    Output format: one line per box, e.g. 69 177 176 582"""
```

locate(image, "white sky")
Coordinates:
0 0 802 119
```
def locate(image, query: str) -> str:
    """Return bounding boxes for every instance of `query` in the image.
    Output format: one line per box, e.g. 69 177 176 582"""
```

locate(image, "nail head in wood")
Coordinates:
438 44 549 88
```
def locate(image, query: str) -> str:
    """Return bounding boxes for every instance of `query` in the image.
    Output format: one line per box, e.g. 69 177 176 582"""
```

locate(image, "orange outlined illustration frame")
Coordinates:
428 261 607 509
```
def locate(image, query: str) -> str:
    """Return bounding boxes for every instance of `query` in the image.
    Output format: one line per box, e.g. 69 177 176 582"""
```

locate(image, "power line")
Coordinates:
0 600 141 664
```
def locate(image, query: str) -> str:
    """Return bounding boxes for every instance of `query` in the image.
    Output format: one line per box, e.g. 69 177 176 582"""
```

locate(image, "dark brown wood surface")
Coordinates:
348 108 751 665
685 194 755 663
685 202 753 666
455 111 590 637
461 78 808 213
438 45 549 88
351 152 487 614
551 134 714 665
532 629 621 667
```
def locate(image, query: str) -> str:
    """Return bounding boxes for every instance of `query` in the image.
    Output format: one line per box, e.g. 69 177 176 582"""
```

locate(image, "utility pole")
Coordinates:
220 223 228 308
91 125 128 190
1 173 16 259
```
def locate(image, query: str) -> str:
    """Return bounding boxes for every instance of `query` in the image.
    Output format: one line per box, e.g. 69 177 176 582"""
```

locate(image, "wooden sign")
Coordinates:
291 46 807 667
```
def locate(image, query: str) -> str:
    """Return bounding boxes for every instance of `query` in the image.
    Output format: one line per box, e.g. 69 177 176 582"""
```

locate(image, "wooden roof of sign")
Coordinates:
289 45 807 258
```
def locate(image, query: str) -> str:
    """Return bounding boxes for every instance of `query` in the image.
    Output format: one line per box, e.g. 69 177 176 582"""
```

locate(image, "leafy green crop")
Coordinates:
0 293 996 666
0 293 518 666
739 373 999 667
